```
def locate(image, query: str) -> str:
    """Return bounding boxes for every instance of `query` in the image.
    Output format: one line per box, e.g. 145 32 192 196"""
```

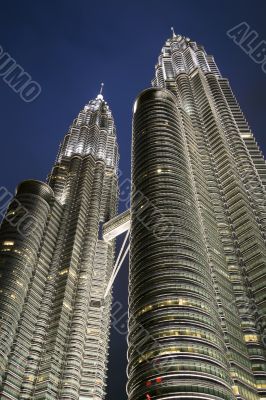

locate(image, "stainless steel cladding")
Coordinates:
0 93 119 400
128 34 266 400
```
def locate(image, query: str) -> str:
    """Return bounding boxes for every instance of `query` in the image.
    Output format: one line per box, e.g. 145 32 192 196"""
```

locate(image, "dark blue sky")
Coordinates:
1 1 266 398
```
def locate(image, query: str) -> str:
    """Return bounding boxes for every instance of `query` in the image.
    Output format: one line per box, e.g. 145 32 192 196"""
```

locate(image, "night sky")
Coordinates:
1 1 266 398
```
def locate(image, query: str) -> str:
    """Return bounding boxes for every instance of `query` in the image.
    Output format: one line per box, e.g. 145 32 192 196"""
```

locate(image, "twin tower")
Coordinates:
0 34 266 400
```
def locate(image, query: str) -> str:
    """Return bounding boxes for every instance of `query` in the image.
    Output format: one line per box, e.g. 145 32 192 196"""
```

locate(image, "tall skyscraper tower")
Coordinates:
128 33 266 400
0 90 119 399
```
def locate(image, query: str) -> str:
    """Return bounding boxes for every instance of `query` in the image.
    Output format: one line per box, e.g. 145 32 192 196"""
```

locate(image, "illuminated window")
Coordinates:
25 375 35 382
244 334 259 342
232 385 240 395
3 241 14 246
59 268 69 275
257 384 266 389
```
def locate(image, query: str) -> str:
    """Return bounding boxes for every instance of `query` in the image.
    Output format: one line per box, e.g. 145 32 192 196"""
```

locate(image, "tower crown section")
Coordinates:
57 95 118 169
152 34 221 87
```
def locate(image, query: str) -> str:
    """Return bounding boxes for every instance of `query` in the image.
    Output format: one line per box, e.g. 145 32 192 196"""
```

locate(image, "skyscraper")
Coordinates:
128 33 266 400
0 90 119 399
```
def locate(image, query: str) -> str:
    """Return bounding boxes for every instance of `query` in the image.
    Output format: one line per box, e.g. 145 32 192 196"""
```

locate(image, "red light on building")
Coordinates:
146 380 152 387
155 377 162 383
146 394 152 400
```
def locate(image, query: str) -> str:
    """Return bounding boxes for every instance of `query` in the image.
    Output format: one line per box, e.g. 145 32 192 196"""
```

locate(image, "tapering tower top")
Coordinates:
54 88 118 171
152 33 221 88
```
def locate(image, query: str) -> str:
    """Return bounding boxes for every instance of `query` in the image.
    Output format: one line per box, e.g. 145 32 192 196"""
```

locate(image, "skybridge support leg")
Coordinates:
104 229 129 298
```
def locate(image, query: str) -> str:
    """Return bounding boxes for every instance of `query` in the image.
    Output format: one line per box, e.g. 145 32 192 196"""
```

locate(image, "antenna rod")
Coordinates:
171 26 176 38
100 82 104 95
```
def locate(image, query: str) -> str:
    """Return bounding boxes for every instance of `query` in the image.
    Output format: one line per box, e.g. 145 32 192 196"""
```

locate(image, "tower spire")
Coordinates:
171 26 176 38
100 82 104 95
97 82 104 100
